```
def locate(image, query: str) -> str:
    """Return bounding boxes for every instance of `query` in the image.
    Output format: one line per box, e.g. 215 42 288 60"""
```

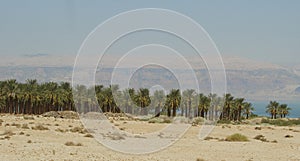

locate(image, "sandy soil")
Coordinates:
0 114 300 161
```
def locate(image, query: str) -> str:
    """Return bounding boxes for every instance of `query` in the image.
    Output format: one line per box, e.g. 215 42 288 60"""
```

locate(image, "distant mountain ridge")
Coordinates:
1 55 300 101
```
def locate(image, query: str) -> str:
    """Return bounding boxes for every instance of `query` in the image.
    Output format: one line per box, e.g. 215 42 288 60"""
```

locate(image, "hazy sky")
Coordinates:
0 0 299 66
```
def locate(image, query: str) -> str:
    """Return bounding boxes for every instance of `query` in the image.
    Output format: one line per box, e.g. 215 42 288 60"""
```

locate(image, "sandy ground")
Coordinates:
0 114 300 161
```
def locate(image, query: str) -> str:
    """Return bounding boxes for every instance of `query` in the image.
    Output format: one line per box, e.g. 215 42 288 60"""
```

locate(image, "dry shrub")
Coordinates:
11 122 21 128
54 124 59 126
32 124 49 130
27 140 32 143
19 131 25 135
225 133 249 142
204 136 214 141
1 130 15 136
254 135 268 142
4 136 10 139
23 116 34 120
196 158 206 161
70 127 87 134
55 128 66 133
285 135 293 138
64 141 83 146
84 133 94 138
22 124 30 129
0 119 3 123
254 127 262 130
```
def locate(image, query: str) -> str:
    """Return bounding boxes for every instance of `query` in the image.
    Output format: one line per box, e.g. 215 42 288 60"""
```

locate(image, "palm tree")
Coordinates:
3 79 19 114
243 102 254 119
167 89 181 117
182 89 195 118
266 101 279 119
233 98 245 121
136 88 150 115
198 93 210 119
152 90 165 117
209 94 222 121
221 93 234 120
278 104 291 118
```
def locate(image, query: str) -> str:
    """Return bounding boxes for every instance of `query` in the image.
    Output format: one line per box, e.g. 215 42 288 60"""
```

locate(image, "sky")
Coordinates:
0 0 299 66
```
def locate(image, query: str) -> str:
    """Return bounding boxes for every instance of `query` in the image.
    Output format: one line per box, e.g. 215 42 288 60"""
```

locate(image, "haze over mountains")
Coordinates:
1 54 300 101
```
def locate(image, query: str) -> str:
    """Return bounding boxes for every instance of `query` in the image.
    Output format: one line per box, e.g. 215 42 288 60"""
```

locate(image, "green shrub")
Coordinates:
261 118 300 126
217 119 231 124
225 133 249 142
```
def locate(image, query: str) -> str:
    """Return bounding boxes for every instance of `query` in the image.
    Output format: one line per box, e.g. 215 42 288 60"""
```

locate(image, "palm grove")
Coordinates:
0 79 291 121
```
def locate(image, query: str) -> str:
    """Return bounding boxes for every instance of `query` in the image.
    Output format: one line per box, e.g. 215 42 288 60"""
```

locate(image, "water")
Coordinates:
251 101 300 118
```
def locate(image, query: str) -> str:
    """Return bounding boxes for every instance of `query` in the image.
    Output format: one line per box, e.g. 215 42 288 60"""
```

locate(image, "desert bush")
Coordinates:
196 158 205 161
217 119 231 124
22 124 30 129
23 116 34 120
27 140 32 143
204 136 214 141
19 132 25 135
1 130 15 136
84 133 94 138
11 123 21 128
148 118 163 124
70 127 87 134
254 135 268 142
55 128 65 133
285 134 293 138
254 127 262 130
32 124 49 130
261 118 300 126
65 141 83 146
192 117 204 125
225 133 249 142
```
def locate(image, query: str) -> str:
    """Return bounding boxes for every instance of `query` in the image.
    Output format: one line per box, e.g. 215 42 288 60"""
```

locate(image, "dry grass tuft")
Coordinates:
32 124 49 130
55 128 66 133
64 141 83 146
84 133 94 138
254 135 268 142
70 127 87 134
0 130 15 136
196 158 206 161
11 122 21 128
19 131 25 135
285 135 293 138
27 140 32 143
225 133 249 142
21 124 30 129
254 127 262 130
204 136 214 141
23 116 35 120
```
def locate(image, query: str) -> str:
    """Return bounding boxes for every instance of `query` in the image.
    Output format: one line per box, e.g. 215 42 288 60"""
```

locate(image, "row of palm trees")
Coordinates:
266 101 291 119
0 79 74 114
0 79 259 121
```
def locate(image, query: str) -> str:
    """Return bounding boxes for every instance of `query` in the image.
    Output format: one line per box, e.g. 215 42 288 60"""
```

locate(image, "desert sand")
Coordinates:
0 114 300 161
